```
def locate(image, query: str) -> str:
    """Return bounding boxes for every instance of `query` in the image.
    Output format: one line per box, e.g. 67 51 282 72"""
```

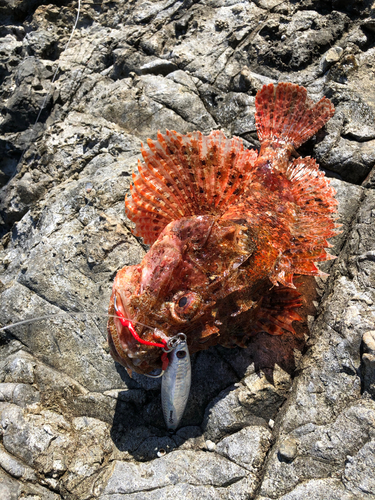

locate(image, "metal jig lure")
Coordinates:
161 333 191 431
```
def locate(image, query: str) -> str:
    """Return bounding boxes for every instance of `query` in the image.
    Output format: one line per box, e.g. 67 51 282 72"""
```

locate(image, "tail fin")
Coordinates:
255 83 335 149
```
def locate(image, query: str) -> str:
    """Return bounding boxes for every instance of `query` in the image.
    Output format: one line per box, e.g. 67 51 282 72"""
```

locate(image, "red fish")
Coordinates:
107 82 338 376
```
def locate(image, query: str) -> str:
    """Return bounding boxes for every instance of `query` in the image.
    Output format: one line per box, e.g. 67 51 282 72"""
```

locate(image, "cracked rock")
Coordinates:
101 450 248 496
362 330 375 398
216 425 272 489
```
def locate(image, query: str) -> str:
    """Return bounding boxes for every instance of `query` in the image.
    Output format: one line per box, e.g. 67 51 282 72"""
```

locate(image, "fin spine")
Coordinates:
255 82 335 148
125 130 257 244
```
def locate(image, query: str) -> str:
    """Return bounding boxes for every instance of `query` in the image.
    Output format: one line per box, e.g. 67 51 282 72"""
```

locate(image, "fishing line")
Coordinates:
12 0 81 176
0 311 153 332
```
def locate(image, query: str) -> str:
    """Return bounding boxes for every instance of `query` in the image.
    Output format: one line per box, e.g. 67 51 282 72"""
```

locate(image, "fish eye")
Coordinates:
176 350 187 359
170 291 202 323
178 296 188 307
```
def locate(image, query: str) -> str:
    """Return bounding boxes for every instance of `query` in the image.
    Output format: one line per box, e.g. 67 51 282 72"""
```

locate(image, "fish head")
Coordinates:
107 215 257 374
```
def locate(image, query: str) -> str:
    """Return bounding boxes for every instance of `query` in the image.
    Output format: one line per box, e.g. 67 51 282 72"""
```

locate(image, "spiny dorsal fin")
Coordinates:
125 130 257 244
255 82 335 149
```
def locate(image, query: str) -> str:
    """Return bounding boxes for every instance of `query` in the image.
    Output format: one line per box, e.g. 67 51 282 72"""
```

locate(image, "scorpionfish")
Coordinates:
107 82 338 375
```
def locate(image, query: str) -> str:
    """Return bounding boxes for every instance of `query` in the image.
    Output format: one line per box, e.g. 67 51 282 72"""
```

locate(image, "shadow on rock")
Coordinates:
109 362 200 461
109 345 241 461
110 276 315 458
218 275 317 382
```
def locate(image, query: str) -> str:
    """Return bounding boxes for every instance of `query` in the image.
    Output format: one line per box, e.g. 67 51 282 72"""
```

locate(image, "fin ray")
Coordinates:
125 130 257 244
252 287 303 337
279 156 338 278
255 82 335 148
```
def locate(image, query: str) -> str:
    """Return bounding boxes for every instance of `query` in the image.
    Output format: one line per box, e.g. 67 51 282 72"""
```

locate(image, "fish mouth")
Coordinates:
114 292 140 349
107 291 164 375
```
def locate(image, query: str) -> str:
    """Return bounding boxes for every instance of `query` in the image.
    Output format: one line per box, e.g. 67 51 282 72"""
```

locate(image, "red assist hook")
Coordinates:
113 295 170 370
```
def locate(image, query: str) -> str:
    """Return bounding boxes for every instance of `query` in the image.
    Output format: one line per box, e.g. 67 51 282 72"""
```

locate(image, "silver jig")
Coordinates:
161 333 191 431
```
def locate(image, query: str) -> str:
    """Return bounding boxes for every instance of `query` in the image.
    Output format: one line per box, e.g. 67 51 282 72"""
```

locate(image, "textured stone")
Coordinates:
343 440 375 497
362 330 375 398
0 444 37 481
258 478 357 500
2 353 35 384
257 189 375 499
238 367 291 419
0 383 39 407
140 58 178 76
278 437 298 462
250 10 349 72
102 450 248 496
216 425 272 475
202 384 267 442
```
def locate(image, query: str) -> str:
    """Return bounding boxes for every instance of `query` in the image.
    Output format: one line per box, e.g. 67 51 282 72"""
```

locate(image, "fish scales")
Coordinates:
107 82 338 376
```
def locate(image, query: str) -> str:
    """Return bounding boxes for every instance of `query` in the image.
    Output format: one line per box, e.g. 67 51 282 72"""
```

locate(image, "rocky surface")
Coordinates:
0 0 375 498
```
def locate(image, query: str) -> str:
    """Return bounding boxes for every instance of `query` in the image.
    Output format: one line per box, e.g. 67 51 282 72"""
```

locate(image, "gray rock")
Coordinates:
130 435 177 461
258 478 357 500
136 74 217 132
0 467 57 500
278 437 298 462
1 403 74 472
250 10 349 72
238 366 292 420
100 482 238 500
205 439 216 451
363 163 375 189
0 383 40 407
2 353 35 384
140 58 178 76
203 384 267 442
362 330 375 397
362 330 375 354
325 46 344 64
61 416 113 497
316 125 375 184
257 189 375 499
362 12 375 33
261 404 375 497
216 425 272 474
0 444 37 481
0 468 19 500
320 46 344 73
343 440 375 498
172 426 206 451
344 26 368 49
101 450 248 496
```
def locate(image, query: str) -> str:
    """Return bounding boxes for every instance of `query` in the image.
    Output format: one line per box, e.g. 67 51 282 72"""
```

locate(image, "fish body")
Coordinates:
161 334 191 430
107 82 338 375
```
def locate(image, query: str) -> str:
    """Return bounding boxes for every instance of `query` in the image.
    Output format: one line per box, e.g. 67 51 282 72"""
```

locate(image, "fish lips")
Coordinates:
107 265 161 373
107 302 163 373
